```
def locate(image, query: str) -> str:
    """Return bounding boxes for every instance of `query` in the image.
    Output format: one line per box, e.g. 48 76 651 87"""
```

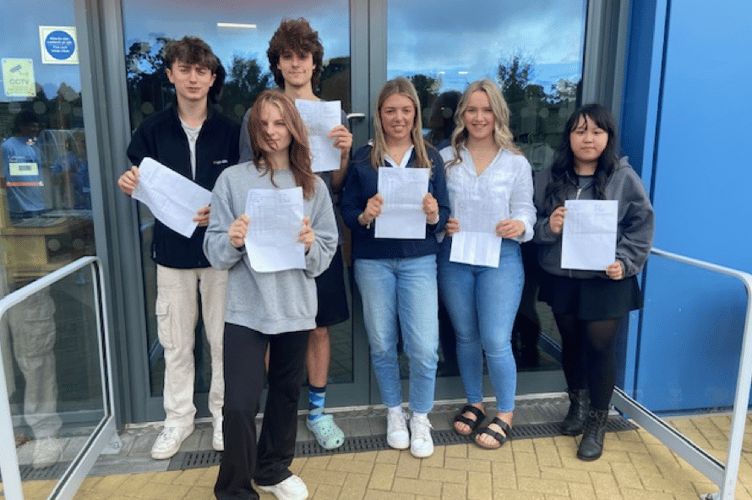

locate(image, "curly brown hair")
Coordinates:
267 18 324 91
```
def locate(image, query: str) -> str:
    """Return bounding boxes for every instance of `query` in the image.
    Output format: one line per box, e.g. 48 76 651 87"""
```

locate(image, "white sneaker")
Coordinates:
386 407 409 450
409 414 434 458
150 424 194 460
213 418 223 452
32 437 62 469
257 474 309 500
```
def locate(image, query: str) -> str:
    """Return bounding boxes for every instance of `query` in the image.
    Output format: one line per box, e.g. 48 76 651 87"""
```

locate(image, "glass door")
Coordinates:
383 0 590 400
120 0 371 419
0 0 113 492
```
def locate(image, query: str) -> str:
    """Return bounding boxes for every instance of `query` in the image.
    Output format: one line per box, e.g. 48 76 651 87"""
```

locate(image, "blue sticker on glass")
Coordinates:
45 30 76 61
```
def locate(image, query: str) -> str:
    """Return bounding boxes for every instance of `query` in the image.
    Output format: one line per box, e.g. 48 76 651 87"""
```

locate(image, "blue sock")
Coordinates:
308 385 326 421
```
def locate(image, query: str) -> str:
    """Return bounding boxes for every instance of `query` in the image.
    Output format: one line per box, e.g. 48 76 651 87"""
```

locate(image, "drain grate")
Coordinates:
168 449 222 471
169 415 637 470
0 462 72 481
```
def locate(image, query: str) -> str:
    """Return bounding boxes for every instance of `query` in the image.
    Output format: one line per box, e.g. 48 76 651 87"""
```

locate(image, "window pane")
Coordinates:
387 0 587 165
0 0 100 481
121 1 353 400
387 0 588 377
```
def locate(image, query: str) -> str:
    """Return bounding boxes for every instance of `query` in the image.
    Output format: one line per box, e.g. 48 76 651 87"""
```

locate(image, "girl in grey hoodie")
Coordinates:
533 104 654 462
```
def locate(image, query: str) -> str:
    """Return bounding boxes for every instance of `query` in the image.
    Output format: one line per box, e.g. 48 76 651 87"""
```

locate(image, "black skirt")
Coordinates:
538 271 642 321
315 245 350 327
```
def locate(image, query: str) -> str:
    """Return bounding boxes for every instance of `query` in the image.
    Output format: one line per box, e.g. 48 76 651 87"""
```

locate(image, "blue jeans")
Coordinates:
438 239 524 412
354 254 439 414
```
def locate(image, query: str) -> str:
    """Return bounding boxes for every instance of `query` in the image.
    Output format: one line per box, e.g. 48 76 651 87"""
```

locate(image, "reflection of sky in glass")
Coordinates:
1 1 585 103
387 0 587 93
123 0 350 79
0 0 80 102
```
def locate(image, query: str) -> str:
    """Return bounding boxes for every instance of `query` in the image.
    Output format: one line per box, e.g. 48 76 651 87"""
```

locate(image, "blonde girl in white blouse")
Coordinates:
438 79 535 449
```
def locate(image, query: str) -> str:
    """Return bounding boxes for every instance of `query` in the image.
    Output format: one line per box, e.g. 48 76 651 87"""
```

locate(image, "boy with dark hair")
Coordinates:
118 35 240 460
239 18 352 451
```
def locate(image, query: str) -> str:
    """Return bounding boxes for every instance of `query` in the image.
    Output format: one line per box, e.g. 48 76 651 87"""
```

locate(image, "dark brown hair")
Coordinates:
163 36 224 103
267 18 324 90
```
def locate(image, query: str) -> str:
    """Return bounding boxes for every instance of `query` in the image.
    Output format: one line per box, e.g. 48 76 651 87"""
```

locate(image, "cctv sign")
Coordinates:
2 59 36 97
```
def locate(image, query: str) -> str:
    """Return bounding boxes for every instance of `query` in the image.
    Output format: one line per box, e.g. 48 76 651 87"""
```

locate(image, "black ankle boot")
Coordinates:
561 389 589 436
577 409 609 461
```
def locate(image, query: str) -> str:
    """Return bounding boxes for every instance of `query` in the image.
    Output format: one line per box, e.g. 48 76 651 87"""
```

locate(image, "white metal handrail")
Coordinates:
611 247 752 500
0 257 116 500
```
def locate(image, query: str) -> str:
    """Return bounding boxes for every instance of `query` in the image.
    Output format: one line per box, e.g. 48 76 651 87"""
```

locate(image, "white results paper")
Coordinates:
449 197 508 267
243 187 305 273
375 167 430 239
131 157 212 238
561 199 618 270
295 99 342 173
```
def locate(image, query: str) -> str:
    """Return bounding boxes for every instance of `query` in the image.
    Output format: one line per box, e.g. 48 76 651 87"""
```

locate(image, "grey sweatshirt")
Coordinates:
533 159 654 279
203 162 337 334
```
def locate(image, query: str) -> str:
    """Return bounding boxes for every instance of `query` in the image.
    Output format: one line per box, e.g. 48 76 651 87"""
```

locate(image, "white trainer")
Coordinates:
257 474 309 500
409 414 434 458
213 418 223 452
386 407 409 450
32 437 62 469
150 424 194 460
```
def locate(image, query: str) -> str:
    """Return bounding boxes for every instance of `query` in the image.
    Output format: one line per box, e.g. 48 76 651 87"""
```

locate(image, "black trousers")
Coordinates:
214 323 310 500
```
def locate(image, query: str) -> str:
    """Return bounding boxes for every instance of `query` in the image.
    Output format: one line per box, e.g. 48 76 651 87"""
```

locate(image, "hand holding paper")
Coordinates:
130 157 213 238
118 165 140 196
327 124 352 158
495 219 525 239
194 205 210 226
228 214 249 248
605 260 624 280
561 199 618 271
445 217 460 236
422 193 439 224
549 206 567 235
298 216 315 252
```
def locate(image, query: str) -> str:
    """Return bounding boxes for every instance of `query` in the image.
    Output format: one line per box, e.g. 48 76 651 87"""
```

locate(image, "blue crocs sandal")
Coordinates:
306 414 345 450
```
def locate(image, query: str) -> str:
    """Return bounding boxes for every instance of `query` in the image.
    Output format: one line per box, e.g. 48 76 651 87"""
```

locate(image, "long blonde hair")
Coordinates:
370 77 434 170
446 79 521 166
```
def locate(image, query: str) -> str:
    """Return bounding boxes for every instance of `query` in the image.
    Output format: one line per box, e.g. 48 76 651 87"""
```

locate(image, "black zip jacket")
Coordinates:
127 103 240 269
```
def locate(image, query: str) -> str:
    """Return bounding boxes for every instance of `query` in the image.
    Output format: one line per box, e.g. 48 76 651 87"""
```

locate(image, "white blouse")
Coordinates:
439 145 535 243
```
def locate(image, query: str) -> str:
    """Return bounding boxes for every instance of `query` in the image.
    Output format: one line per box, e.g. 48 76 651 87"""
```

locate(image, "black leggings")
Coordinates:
555 314 620 411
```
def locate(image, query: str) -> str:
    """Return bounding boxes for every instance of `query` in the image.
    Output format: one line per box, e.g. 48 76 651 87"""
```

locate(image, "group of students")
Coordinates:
118 17 654 500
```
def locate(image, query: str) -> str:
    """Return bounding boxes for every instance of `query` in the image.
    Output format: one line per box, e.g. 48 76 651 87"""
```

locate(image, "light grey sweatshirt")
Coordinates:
203 162 337 334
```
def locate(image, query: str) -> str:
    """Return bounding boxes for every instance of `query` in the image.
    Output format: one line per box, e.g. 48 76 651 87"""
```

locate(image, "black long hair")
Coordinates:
543 103 619 214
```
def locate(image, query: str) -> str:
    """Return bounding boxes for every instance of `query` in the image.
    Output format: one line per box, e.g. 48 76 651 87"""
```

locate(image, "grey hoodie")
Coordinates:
203 162 337 334
533 159 654 279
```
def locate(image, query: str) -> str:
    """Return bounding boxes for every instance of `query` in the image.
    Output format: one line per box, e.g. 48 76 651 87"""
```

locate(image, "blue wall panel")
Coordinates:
629 0 752 413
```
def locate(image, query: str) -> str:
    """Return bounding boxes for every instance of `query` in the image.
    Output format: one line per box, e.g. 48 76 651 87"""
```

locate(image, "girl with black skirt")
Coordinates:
533 104 654 461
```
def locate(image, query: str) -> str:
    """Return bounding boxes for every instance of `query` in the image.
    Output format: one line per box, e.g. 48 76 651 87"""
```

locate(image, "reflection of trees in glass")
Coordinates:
320 56 351 114
409 74 440 121
125 37 172 130
124 36 274 127
219 56 271 122
497 53 581 171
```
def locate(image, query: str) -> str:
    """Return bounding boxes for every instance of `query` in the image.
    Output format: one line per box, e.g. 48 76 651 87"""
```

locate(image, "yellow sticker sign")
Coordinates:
2 59 36 97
